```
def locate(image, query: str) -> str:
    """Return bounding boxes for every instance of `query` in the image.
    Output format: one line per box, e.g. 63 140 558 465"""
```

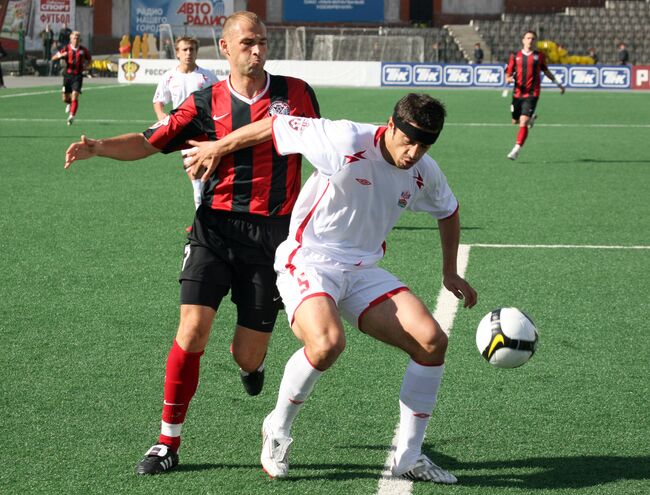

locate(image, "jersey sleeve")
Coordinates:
143 92 208 153
272 116 371 177
408 157 459 219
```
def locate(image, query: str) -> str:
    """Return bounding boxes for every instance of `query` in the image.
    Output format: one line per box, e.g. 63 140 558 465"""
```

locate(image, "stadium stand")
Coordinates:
471 0 650 64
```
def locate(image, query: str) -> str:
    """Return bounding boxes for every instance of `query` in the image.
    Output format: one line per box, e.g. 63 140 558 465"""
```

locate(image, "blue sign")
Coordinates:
284 0 383 23
131 0 231 37
381 63 631 90
443 65 473 86
542 66 568 87
382 64 412 85
474 65 504 86
413 65 442 85
568 67 599 88
599 66 630 88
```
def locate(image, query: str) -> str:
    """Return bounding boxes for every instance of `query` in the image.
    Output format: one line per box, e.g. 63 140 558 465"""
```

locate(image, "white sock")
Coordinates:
393 360 444 471
270 348 323 437
192 179 203 210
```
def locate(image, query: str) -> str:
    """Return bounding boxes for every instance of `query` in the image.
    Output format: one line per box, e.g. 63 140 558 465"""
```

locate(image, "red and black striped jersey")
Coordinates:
144 73 320 217
506 50 548 98
58 44 91 75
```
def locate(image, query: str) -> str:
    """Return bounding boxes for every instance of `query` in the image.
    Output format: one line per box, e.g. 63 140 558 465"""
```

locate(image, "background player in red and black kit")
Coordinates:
64 11 319 474
52 31 91 126
505 31 565 160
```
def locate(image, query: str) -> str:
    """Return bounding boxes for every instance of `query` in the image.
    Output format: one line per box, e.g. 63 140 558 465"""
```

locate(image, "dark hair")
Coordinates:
394 93 446 133
523 30 538 38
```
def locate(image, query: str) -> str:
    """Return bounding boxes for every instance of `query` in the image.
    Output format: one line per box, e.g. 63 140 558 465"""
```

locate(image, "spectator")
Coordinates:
588 47 598 65
473 42 484 64
617 42 629 65
40 24 54 61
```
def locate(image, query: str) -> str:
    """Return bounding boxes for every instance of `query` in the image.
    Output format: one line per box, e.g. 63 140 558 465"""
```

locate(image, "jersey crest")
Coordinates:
269 99 291 116
398 190 411 208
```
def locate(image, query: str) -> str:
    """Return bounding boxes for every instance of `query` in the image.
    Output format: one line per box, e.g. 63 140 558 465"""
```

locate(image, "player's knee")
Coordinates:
306 332 346 370
411 325 448 364
176 315 212 352
232 344 267 371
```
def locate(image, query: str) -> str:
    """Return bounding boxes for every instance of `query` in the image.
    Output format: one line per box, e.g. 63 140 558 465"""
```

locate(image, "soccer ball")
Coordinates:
476 307 538 368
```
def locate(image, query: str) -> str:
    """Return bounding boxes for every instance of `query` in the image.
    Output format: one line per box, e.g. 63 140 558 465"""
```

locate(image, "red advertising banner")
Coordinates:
632 66 650 90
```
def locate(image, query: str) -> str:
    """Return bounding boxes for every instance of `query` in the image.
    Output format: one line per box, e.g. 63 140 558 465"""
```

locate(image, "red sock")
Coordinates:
159 339 204 451
70 100 78 116
516 126 528 146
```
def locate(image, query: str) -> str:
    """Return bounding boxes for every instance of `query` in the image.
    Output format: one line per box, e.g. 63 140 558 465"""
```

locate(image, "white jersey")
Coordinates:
272 115 458 268
152 66 218 109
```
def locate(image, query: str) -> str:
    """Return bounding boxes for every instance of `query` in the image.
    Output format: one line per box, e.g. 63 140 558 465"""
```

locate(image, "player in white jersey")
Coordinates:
183 93 477 484
153 36 219 213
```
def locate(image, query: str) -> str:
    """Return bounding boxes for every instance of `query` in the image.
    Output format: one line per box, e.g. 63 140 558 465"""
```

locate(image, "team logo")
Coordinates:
269 99 291 116
398 190 411 208
289 118 310 132
121 60 140 82
382 64 412 86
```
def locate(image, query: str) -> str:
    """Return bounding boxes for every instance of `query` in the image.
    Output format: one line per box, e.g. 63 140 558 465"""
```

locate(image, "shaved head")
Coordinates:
222 11 265 40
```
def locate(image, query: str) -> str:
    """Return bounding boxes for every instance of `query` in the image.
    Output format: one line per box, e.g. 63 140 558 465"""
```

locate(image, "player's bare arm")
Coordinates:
184 117 274 182
65 133 159 169
437 210 477 308
543 69 565 94
153 102 168 121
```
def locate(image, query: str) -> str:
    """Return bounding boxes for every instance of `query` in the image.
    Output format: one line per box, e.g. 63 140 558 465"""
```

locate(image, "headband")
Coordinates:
392 112 442 146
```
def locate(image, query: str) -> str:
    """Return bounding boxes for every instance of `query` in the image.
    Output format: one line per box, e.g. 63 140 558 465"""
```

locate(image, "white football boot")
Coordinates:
392 454 457 484
507 144 521 160
261 413 293 478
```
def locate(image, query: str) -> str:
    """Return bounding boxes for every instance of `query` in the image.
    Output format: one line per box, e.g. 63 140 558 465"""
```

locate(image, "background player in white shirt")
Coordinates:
153 36 219 212
184 93 477 484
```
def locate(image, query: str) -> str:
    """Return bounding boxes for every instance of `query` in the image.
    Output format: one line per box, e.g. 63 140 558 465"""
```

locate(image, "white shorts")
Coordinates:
276 251 408 328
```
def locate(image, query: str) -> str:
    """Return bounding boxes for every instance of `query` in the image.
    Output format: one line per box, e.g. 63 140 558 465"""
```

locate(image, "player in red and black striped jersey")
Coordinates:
52 31 91 125
505 31 565 160
64 12 320 474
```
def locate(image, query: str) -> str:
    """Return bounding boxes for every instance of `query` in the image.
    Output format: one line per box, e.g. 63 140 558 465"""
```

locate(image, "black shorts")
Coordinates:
179 206 290 332
511 96 538 121
63 73 83 94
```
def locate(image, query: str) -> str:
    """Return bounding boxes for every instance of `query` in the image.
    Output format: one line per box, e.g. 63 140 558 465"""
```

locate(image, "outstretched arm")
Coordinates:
437 209 477 308
64 133 159 169
543 68 565 94
183 117 274 182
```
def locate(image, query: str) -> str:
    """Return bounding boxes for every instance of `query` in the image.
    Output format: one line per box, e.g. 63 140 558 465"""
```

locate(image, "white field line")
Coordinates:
470 243 650 250
376 244 471 495
0 117 152 124
0 84 127 98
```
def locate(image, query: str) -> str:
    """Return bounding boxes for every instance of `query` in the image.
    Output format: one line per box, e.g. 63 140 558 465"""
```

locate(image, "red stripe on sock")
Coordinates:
70 100 78 116
159 340 204 450
516 126 528 146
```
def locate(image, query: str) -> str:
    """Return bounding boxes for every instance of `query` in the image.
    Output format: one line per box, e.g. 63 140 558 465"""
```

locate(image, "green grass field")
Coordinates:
1 82 649 495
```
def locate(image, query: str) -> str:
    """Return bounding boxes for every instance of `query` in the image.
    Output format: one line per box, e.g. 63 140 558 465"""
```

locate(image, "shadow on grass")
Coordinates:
576 158 650 165
180 449 650 488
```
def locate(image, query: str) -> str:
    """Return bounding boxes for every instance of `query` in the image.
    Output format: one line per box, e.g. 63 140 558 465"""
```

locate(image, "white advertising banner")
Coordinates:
118 58 382 88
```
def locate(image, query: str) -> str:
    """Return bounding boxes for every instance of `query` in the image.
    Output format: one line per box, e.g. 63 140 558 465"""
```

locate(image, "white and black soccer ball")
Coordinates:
476 307 538 368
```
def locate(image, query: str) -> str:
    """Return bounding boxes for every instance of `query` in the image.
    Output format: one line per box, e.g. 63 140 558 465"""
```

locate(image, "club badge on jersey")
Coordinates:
269 99 291 116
